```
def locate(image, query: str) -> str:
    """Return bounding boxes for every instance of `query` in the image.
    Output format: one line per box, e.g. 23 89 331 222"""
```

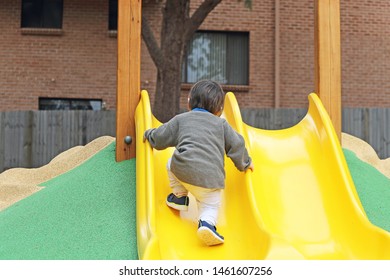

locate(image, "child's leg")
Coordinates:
166 158 189 211
185 186 221 226
166 158 188 197
184 185 224 246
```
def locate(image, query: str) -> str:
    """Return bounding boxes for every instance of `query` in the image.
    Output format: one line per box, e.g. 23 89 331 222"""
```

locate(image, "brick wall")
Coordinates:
279 1 315 108
340 1 390 107
0 0 117 111
1 0 390 112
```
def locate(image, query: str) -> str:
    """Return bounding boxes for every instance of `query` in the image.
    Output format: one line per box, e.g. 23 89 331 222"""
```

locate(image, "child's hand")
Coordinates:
143 129 152 143
247 162 254 172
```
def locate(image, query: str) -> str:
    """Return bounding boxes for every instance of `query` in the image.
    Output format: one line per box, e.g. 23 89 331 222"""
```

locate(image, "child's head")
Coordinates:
188 80 225 115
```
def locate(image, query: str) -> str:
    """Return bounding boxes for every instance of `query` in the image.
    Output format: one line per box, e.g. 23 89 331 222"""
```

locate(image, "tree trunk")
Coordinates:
153 0 188 122
154 51 183 122
141 0 224 122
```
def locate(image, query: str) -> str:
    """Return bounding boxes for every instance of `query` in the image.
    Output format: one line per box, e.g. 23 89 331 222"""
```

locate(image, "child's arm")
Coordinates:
223 121 253 172
143 118 178 150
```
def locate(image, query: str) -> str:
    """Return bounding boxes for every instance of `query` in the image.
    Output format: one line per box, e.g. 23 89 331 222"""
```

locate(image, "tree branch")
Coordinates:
184 0 222 43
141 14 164 69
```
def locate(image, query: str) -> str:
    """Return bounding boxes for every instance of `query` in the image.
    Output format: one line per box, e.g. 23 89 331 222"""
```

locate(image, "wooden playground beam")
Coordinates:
315 0 342 140
116 0 141 161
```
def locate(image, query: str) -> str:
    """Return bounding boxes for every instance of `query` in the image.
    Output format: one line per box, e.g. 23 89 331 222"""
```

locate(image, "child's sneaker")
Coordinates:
197 220 224 246
166 193 189 211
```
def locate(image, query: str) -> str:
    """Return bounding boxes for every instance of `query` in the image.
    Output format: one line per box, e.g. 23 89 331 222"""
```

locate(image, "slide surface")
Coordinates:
135 90 390 260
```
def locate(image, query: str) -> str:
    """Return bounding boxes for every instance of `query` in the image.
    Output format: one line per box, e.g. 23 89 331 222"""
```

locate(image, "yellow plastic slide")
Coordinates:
135 90 390 259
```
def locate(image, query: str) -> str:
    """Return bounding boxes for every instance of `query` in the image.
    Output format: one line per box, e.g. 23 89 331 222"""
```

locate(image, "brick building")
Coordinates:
1 0 390 113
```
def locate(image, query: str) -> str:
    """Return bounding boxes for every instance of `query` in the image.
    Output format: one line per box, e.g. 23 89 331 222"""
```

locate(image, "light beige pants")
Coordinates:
167 158 221 226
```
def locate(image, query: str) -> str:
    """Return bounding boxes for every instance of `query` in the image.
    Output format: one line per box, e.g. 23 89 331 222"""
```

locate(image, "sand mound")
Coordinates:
342 133 390 179
0 136 115 211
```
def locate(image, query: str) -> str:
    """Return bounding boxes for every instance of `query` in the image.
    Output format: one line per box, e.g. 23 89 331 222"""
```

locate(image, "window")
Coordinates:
21 0 63 29
183 31 249 85
39 98 103 110
108 0 118 31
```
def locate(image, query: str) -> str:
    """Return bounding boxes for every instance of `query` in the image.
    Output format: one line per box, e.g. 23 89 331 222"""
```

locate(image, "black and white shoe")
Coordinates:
197 220 224 246
166 193 189 211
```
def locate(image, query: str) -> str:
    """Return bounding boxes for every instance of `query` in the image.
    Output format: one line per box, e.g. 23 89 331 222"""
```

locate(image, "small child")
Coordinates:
144 80 254 246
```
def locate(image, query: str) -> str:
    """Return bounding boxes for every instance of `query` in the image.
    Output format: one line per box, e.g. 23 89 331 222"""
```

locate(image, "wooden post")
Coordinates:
315 0 342 140
116 0 141 161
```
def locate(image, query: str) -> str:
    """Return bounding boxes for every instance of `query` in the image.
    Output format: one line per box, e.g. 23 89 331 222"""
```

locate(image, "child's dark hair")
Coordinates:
188 80 225 114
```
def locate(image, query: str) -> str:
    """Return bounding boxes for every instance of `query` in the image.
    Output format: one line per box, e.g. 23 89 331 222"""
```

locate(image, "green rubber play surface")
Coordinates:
0 142 137 260
0 143 389 259
343 149 390 232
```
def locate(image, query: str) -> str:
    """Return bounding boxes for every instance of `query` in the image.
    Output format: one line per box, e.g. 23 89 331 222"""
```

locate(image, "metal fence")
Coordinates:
0 108 389 172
